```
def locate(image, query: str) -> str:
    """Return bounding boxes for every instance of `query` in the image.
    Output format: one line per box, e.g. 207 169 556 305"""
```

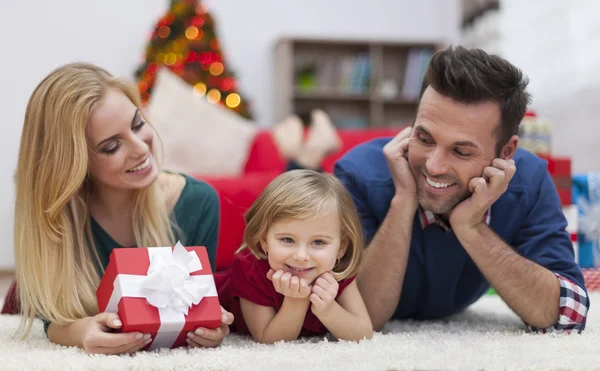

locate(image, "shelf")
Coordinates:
293 89 371 101
381 97 419 105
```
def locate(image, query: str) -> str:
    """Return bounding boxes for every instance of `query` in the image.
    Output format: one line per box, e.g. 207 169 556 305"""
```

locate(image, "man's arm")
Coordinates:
335 128 418 331
358 196 416 330
450 157 588 332
455 224 560 328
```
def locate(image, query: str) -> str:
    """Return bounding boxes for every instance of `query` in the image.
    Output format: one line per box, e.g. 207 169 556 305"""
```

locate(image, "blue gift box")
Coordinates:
572 173 600 268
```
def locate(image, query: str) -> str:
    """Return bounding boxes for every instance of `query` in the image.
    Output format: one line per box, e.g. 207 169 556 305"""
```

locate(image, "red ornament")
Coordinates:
185 51 198 63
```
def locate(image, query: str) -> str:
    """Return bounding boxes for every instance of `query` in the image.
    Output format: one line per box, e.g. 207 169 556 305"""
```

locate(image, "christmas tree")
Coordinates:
135 0 252 119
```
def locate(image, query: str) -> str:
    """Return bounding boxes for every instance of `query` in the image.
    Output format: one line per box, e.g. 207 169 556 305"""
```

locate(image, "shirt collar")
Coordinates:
418 206 491 232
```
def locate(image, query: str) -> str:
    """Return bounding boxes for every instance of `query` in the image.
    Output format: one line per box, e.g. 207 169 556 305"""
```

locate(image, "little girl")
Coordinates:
219 169 373 343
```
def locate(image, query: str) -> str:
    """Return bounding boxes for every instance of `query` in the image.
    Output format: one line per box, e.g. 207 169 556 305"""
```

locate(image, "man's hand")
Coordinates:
309 272 339 316
187 306 234 348
383 127 418 206
450 158 516 231
267 269 311 299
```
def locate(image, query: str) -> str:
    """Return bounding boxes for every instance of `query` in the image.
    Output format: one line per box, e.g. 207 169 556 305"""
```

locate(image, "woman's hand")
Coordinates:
79 312 152 355
186 306 234 348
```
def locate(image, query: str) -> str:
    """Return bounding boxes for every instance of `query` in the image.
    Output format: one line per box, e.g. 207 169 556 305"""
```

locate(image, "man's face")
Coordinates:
407 87 503 216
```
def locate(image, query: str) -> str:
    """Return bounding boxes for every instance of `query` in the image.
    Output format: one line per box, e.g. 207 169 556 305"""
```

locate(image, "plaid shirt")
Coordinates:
418 207 588 333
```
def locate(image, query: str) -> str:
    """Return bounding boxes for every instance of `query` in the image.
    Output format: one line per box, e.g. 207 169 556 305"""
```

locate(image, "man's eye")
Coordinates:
418 136 432 144
454 149 471 157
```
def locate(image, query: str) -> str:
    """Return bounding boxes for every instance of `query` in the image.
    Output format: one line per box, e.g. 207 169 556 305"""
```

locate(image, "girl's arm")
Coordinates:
313 280 373 341
239 297 310 343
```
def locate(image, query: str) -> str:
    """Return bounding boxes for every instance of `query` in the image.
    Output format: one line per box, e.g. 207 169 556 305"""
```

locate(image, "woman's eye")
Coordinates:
133 121 146 131
102 142 121 155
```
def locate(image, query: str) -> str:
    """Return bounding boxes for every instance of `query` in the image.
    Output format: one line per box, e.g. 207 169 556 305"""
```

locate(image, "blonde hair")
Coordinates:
14 63 174 337
239 169 364 280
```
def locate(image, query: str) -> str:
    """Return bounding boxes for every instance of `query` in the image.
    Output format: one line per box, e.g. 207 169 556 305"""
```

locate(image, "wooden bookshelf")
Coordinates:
274 38 444 128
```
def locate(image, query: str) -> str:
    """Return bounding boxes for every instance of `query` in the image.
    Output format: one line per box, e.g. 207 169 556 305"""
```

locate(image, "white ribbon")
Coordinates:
105 241 217 350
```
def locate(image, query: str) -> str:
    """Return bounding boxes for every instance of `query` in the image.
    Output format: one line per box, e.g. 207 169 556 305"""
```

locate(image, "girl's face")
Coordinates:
86 88 159 192
261 210 347 284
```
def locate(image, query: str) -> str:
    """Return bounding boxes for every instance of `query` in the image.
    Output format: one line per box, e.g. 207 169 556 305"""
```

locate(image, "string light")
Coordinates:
194 82 207 96
210 38 219 50
137 81 148 93
206 89 221 103
165 53 177 66
209 62 224 76
158 26 171 38
225 93 241 108
185 26 199 40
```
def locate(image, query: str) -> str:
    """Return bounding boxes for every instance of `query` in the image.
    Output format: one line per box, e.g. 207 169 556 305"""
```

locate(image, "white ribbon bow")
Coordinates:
139 241 210 315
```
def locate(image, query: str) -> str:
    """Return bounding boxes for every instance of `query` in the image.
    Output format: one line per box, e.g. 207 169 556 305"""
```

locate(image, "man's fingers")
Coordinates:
468 177 487 195
492 158 517 180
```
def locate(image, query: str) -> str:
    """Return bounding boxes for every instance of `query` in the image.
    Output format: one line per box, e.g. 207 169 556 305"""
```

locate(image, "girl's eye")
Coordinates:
280 237 294 244
312 240 326 246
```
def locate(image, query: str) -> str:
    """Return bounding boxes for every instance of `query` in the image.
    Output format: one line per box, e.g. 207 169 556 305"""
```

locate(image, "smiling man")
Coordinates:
334 46 589 333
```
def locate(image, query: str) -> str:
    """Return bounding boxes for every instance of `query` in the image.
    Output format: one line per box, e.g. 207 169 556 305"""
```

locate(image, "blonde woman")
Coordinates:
14 63 233 354
218 170 373 343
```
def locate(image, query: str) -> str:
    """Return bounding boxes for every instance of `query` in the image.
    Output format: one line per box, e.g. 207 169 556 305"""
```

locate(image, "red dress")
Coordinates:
215 250 356 337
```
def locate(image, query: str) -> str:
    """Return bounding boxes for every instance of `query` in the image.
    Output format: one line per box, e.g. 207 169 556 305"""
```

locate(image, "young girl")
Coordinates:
220 169 373 343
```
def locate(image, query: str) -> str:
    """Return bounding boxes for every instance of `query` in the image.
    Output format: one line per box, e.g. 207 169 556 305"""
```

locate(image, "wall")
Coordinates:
0 0 460 269
500 0 600 173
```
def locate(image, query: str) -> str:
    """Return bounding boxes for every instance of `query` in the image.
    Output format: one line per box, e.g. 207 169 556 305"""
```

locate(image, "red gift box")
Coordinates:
583 268 600 291
96 243 221 350
538 154 572 205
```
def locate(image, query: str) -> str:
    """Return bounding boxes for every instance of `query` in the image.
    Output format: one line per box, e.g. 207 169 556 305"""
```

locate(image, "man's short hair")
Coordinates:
419 46 531 155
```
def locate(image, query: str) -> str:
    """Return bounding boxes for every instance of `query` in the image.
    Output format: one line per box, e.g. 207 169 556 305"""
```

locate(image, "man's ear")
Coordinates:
500 135 519 160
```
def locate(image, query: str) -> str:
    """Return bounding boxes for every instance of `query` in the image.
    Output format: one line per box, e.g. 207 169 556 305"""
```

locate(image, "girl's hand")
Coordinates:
267 269 311 299
309 272 339 315
80 312 152 354
187 306 234 348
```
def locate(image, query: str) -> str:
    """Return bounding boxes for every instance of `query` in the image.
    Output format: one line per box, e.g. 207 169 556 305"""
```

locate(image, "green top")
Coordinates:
91 174 220 270
43 174 220 333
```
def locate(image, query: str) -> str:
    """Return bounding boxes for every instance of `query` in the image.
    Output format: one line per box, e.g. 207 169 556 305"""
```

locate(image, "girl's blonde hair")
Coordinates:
14 62 174 337
239 169 364 280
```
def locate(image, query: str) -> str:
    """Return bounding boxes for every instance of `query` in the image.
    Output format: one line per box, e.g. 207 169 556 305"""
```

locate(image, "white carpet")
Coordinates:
0 294 598 371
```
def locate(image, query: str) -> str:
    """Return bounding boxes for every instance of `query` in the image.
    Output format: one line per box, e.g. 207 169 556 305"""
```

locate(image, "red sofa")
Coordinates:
1 127 399 314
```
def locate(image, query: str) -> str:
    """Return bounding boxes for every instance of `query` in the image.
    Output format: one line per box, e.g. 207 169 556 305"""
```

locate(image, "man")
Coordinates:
334 46 588 333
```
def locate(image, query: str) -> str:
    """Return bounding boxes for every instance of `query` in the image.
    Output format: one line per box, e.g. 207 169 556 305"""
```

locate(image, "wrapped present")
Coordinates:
572 173 600 268
538 154 572 205
96 242 221 350
583 268 600 291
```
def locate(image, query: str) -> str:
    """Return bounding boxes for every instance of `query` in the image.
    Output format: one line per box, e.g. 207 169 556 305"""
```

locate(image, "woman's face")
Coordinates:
86 88 159 192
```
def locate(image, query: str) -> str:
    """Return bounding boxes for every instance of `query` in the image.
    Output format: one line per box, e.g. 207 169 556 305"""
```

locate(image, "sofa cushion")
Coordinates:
147 67 258 177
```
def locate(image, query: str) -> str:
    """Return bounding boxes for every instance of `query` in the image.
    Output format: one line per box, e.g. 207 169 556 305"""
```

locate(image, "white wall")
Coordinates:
500 0 600 173
0 0 460 269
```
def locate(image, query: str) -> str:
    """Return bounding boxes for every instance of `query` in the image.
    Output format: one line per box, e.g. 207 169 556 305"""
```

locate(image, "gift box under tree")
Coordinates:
96 242 221 350
572 173 600 268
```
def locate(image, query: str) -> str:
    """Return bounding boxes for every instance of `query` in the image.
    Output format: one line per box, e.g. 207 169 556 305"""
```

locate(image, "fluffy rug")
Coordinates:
0 294 597 371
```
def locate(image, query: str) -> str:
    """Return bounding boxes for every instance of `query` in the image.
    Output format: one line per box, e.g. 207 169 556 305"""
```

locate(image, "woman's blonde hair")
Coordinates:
14 62 174 337
239 169 364 280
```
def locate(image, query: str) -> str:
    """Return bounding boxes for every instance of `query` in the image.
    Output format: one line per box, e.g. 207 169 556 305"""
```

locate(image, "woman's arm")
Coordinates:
240 297 310 343
313 280 373 341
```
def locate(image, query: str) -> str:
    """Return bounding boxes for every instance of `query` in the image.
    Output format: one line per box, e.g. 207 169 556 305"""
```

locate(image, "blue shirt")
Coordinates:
334 138 588 325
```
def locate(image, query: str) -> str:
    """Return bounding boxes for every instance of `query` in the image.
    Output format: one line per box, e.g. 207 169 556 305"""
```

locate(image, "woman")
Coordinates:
14 62 232 354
